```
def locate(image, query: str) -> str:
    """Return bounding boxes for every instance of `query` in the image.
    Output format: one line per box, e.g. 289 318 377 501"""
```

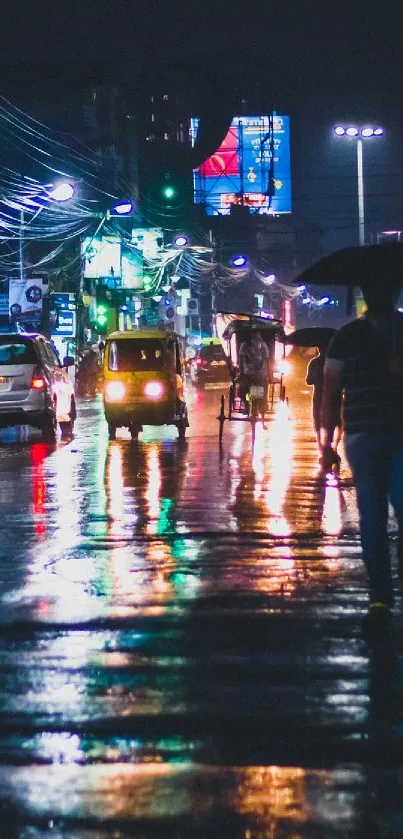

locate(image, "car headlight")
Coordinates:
144 380 164 399
105 380 126 401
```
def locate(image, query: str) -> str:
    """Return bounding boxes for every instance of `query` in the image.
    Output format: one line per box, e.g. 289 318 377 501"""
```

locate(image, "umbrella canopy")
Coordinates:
222 318 284 343
293 243 403 289
216 312 285 366
284 326 336 350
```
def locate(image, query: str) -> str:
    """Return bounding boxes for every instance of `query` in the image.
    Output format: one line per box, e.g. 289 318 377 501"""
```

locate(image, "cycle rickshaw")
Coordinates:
216 313 287 445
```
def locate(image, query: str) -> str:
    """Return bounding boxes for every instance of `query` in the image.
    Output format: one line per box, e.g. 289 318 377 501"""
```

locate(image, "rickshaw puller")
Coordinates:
238 332 270 413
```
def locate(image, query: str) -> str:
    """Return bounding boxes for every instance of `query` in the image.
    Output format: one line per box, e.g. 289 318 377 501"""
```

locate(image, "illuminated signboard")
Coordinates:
132 227 163 259
190 114 291 216
81 237 121 279
51 309 76 337
121 245 144 289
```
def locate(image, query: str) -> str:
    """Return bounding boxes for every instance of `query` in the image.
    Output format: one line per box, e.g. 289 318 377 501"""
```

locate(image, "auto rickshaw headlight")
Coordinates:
275 358 292 377
144 380 163 399
105 380 126 401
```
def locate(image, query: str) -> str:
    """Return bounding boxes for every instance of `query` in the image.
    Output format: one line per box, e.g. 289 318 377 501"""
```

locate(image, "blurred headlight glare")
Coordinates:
275 359 292 376
105 381 126 401
144 381 163 399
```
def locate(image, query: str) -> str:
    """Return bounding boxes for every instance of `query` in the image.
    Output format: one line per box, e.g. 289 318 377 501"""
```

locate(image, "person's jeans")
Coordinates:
345 431 403 607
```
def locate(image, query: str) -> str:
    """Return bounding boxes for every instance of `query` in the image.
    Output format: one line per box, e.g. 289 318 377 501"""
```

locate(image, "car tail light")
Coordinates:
144 380 163 399
30 367 46 390
196 357 207 366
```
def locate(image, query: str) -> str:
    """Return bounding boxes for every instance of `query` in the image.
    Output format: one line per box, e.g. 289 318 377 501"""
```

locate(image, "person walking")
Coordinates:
306 346 341 457
320 279 403 635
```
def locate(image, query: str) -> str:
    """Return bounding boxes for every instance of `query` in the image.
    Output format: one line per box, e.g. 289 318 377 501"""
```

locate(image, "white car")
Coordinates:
0 333 76 441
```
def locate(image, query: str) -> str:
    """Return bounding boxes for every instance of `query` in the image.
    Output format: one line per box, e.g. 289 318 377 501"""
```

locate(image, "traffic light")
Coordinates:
94 285 110 334
160 174 177 205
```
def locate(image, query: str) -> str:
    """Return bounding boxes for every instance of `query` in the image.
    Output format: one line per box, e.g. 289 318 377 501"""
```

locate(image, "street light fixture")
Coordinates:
231 254 248 268
47 182 75 202
107 200 135 217
333 124 384 246
173 234 189 248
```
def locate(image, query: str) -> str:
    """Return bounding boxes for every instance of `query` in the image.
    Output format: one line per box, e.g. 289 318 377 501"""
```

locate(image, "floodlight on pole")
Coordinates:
333 124 385 247
80 198 136 294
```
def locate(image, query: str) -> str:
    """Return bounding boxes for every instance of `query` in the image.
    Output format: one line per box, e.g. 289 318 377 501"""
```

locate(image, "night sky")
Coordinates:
1 0 403 249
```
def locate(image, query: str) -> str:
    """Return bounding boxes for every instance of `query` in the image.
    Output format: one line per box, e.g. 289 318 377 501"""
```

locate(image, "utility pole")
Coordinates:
19 209 24 281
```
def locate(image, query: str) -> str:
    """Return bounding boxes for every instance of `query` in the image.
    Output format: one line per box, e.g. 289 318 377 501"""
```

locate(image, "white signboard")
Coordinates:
131 228 163 259
121 246 144 289
9 278 43 321
81 237 121 279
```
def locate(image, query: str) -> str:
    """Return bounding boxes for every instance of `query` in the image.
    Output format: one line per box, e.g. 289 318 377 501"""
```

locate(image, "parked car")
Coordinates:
0 333 76 441
189 340 229 388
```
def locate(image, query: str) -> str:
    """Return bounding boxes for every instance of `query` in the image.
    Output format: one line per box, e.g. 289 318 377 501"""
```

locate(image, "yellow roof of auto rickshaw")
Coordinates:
200 336 222 346
105 329 177 341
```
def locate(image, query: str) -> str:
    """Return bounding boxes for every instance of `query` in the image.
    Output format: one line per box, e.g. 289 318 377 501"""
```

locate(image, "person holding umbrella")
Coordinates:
320 274 403 636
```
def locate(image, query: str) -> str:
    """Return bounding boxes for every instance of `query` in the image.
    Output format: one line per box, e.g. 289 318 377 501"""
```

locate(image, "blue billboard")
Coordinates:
51 309 76 337
190 114 291 216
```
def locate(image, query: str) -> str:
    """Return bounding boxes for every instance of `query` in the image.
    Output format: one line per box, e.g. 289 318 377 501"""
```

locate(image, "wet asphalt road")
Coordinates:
0 365 402 838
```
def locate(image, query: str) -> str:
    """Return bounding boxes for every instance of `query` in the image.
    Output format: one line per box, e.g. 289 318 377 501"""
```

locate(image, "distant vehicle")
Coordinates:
189 339 229 388
0 333 76 441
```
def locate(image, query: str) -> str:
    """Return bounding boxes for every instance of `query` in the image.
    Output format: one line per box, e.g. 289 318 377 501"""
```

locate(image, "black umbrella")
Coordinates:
293 243 403 289
284 327 336 350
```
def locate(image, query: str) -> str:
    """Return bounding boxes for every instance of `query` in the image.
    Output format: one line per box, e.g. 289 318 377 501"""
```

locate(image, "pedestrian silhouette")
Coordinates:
306 347 341 456
321 279 403 638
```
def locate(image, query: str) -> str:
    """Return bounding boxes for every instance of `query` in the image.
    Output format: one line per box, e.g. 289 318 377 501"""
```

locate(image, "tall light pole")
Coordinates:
16 181 75 280
334 125 384 246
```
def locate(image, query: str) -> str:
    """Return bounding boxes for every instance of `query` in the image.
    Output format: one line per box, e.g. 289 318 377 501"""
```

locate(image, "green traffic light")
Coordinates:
161 184 176 201
95 303 108 328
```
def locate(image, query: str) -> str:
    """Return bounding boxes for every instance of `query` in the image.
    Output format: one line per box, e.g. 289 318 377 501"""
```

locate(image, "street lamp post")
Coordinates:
17 181 75 280
356 136 364 247
334 125 384 246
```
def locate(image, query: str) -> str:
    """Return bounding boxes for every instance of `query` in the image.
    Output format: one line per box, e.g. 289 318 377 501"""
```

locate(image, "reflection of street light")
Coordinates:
333 125 385 246
17 181 76 280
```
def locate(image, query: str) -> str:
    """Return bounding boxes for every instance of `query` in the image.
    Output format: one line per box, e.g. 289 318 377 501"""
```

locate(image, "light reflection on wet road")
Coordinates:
0 371 402 837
